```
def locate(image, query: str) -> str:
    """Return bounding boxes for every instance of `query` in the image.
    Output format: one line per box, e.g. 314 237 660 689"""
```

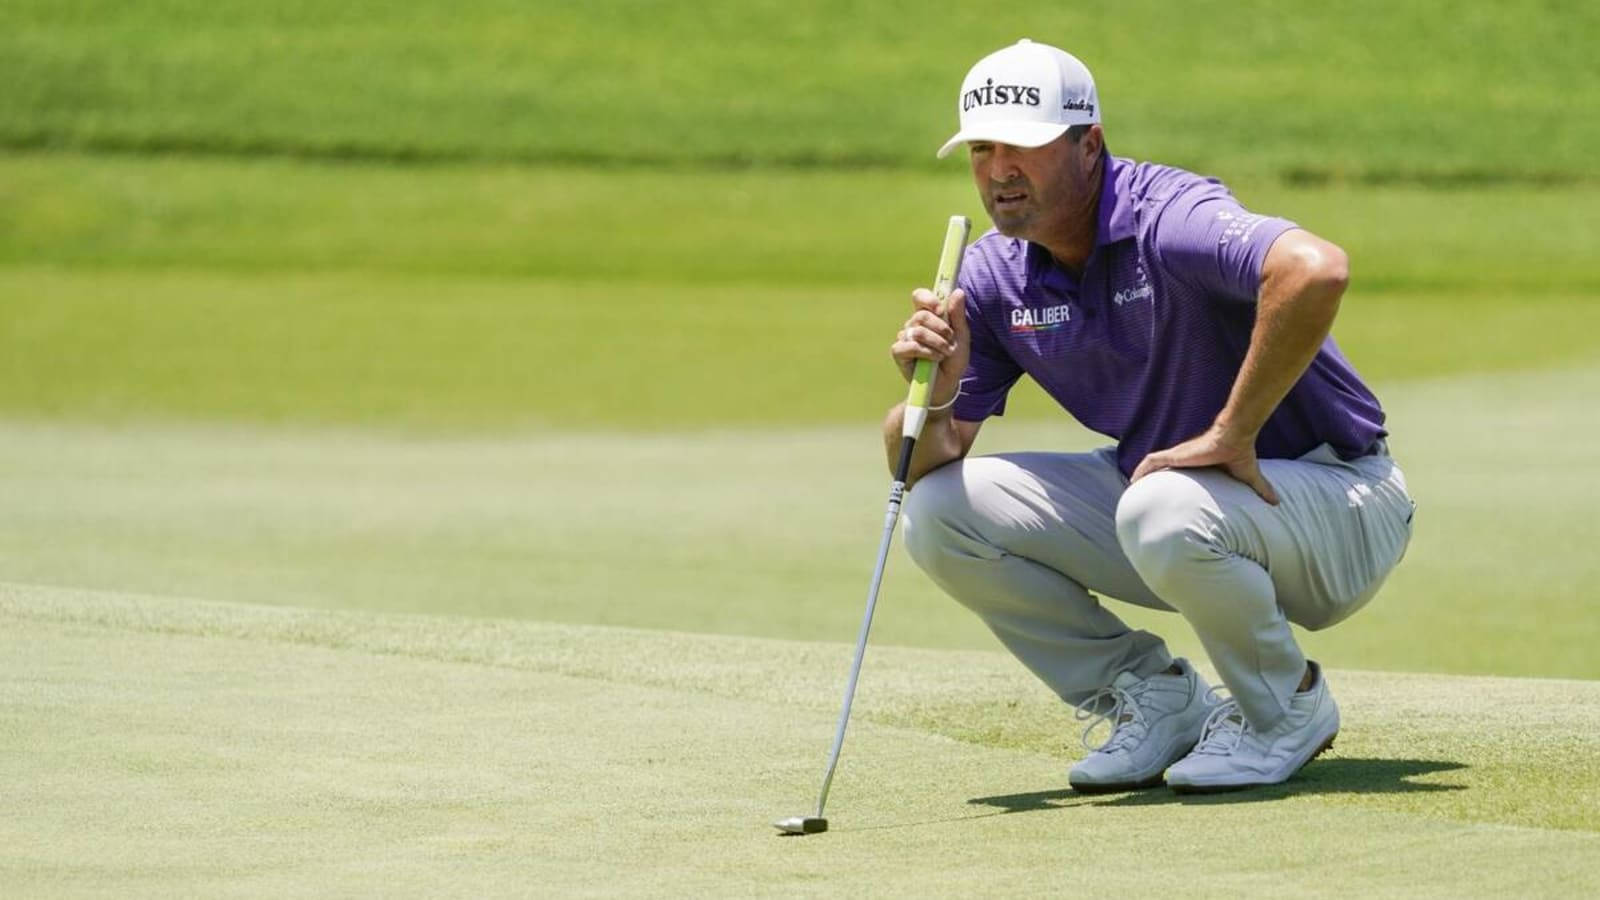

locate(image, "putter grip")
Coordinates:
902 215 972 441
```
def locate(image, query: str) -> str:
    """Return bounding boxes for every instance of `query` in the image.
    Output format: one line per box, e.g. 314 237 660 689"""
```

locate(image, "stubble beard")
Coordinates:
988 204 1034 238
985 164 1089 246
984 181 1040 239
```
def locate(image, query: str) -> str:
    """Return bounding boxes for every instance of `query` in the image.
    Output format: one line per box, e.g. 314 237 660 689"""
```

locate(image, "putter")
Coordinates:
775 215 971 836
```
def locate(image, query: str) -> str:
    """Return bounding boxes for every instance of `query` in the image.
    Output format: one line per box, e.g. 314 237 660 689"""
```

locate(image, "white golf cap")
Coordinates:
936 39 1100 159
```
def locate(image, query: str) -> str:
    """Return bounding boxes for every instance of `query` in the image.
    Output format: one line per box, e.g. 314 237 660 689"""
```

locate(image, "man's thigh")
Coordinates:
1171 447 1414 629
910 446 1170 611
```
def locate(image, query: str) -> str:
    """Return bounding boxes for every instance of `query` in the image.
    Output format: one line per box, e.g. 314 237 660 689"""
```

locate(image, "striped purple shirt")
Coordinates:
952 154 1386 477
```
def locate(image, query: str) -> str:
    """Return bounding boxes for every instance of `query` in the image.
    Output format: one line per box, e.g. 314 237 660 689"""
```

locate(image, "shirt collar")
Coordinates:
1096 152 1136 246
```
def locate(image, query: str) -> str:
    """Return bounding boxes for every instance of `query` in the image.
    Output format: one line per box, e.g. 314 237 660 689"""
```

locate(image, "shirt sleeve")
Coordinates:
949 261 1024 422
1150 184 1298 304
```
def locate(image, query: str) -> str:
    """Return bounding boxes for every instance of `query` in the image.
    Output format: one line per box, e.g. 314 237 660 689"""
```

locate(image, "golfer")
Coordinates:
887 39 1416 792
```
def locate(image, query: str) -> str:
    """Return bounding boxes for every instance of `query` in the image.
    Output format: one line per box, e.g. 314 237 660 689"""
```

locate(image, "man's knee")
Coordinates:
1114 470 1224 594
900 461 975 575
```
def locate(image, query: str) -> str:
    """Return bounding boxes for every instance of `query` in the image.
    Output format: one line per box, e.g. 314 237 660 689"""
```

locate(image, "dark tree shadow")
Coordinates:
967 757 1468 814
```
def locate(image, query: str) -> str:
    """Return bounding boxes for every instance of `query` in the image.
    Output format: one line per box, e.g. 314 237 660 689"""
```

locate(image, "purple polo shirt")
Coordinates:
952 153 1386 477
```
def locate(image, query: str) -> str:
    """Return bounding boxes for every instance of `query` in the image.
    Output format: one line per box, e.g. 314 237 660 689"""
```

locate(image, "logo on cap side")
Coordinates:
1062 98 1095 115
962 78 1042 112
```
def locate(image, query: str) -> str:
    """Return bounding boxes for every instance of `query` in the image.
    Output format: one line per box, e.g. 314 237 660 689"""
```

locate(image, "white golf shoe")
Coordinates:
1166 660 1339 793
1068 658 1212 793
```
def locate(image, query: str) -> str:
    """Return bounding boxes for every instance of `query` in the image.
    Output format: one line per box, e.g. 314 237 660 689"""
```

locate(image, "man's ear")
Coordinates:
1082 125 1105 161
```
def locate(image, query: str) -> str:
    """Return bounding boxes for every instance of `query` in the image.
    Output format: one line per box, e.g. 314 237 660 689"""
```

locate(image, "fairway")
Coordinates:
5 363 1598 679
4 583 1598 896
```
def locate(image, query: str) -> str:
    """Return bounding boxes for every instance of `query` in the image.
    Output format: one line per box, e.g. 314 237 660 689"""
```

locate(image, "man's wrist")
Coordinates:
1210 415 1262 447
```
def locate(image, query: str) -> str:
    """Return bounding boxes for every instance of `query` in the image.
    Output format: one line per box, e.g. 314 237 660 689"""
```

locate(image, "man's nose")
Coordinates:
987 144 1022 180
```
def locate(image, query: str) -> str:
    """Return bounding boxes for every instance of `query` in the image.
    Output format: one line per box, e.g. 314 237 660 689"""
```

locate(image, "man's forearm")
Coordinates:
883 402 967 485
1215 239 1349 438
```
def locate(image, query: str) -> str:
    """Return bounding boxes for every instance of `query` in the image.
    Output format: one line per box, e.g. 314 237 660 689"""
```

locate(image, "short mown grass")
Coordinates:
3 584 1597 896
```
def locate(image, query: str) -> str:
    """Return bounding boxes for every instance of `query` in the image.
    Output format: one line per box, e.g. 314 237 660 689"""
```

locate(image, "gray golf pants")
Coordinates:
900 444 1414 730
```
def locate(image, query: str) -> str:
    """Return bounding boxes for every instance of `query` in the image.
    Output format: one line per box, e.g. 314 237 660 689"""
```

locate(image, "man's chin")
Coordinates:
990 217 1030 238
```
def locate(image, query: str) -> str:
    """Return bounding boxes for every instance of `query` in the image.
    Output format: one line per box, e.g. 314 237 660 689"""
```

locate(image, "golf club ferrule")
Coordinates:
892 435 917 484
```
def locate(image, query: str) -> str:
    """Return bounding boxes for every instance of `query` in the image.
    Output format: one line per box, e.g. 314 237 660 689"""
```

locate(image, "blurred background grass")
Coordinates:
1 1 1596 675
2 157 1595 428
4 1 1596 178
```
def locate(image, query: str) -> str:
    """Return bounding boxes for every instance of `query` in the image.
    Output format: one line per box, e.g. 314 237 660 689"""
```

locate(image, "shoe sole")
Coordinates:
1069 772 1168 794
1168 733 1337 795
1070 736 1203 794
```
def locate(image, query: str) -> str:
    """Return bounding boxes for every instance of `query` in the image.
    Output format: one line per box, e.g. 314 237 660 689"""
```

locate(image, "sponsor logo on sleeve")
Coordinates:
1215 209 1270 245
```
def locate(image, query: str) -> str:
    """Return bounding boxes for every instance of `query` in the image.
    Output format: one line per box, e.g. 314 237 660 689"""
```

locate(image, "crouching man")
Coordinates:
886 39 1414 792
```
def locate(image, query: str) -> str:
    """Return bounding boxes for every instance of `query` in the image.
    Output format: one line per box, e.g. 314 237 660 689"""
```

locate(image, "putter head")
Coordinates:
774 816 828 835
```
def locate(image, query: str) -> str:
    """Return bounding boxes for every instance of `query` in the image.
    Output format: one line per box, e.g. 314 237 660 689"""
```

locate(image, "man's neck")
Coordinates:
1036 155 1104 276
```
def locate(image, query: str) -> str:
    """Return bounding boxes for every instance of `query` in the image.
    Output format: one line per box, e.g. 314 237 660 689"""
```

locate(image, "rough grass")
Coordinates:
2 154 1597 291
3 583 1597 897
2 1 1595 179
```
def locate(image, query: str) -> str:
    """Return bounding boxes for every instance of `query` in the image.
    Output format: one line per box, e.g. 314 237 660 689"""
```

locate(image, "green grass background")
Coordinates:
4 1 1596 178
2 155 1596 428
3 1 1598 894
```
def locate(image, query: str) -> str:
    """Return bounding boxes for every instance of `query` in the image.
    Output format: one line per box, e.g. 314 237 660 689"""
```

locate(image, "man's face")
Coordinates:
969 129 1100 241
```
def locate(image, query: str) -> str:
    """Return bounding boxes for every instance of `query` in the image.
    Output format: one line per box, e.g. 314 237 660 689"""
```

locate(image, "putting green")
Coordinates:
2 583 1596 896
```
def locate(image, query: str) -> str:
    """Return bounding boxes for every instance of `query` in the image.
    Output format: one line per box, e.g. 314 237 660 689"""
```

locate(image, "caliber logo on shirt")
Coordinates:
1010 303 1072 333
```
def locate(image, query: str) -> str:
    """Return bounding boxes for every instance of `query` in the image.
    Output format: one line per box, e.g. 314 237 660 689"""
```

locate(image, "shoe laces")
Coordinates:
1193 690 1249 756
1073 684 1149 753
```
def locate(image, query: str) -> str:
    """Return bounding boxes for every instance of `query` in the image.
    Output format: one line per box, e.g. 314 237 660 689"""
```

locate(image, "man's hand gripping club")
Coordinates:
884 286 982 486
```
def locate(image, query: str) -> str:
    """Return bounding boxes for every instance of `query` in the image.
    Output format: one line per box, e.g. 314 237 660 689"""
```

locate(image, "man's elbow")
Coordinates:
1299 239 1349 298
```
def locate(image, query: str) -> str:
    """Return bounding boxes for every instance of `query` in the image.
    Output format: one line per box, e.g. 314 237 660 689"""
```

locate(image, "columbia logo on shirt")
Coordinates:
1010 303 1072 333
1112 284 1153 306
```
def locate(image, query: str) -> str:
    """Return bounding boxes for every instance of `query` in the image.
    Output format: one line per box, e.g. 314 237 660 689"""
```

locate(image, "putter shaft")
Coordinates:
811 436 917 818
789 216 969 832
